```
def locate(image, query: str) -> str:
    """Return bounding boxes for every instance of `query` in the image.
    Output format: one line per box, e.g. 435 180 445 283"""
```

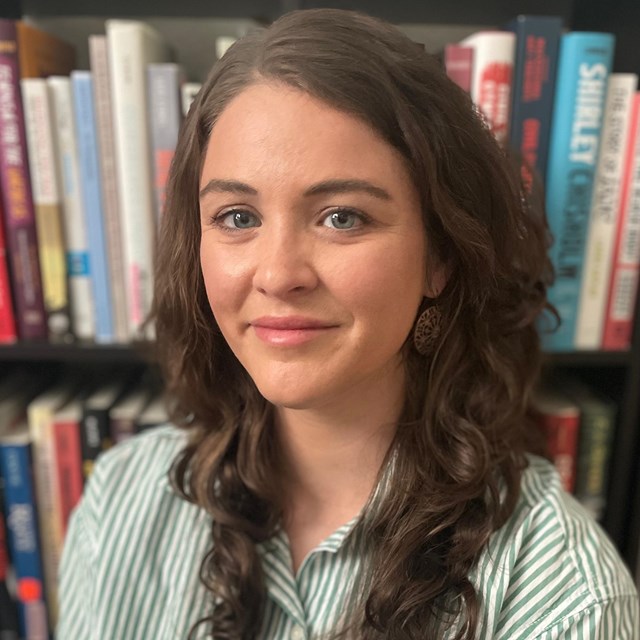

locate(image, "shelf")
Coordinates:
0 342 153 363
543 350 631 368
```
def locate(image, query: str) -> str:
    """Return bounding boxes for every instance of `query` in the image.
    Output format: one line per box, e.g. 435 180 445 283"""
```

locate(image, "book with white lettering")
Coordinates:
47 76 95 341
603 92 640 349
459 30 516 146
21 78 74 343
538 32 615 351
106 20 171 338
576 74 638 349
88 35 129 343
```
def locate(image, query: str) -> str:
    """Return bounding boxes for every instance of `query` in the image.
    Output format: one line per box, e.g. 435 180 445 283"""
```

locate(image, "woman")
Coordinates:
58 8 638 639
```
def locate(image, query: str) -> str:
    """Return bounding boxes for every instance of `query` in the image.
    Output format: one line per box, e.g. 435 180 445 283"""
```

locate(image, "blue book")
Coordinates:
506 15 563 189
540 32 615 352
71 71 115 342
0 427 49 639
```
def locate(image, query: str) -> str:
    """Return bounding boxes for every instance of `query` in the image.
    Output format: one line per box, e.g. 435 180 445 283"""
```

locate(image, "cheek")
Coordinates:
199 240 248 317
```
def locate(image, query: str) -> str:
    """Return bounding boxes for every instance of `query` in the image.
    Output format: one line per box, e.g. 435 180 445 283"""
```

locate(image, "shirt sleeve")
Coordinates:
56 482 99 639
532 596 640 640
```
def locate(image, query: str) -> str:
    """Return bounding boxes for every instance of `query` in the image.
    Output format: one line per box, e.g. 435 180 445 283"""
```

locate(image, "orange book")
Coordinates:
16 21 75 79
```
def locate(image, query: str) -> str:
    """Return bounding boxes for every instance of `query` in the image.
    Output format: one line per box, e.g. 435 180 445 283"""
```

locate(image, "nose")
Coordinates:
252 225 319 298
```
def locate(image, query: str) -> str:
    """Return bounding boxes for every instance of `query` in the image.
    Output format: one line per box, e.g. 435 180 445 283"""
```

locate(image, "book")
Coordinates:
506 15 563 191
147 63 184 223
110 384 151 444
603 93 640 350
180 81 201 117
106 20 171 338
0 187 17 344
80 381 121 480
0 19 47 340
14 21 75 80
539 32 615 351
136 392 168 433
443 44 473 93
26 384 74 630
47 76 95 342
0 476 20 639
20 78 74 343
0 423 48 640
72 71 115 343
51 398 83 536
459 30 516 146
88 34 129 344
532 387 581 493
576 74 638 349
557 377 616 521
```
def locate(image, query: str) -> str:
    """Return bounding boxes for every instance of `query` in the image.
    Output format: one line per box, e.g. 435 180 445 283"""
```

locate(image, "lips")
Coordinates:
250 316 338 346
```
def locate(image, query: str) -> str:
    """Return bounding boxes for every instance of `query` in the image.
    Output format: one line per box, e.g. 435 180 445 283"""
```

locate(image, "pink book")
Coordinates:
444 44 473 93
0 187 17 343
603 93 640 350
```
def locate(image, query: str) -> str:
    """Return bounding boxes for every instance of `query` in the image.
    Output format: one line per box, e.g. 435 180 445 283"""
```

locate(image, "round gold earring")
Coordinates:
413 304 442 356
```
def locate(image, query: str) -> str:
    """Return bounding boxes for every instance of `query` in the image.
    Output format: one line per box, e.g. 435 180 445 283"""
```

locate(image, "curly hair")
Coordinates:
151 8 555 639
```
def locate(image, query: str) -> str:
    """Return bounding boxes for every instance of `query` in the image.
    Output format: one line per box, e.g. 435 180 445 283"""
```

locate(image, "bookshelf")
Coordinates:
2 0 640 581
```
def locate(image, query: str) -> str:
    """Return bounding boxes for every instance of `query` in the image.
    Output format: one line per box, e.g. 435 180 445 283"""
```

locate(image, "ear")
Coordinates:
424 262 448 299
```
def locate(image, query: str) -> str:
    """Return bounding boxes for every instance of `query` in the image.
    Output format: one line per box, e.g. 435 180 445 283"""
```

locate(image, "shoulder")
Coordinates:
472 455 639 639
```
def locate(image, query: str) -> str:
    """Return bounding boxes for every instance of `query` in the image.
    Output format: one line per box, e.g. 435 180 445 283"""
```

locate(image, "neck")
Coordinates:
275 365 405 522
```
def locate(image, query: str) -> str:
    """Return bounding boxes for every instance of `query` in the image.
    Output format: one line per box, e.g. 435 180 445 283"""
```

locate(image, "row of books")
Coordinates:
0 18 206 346
532 374 617 521
443 17 640 352
0 369 168 639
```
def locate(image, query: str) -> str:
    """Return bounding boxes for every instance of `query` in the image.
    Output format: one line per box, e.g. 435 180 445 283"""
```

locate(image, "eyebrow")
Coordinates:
198 178 392 201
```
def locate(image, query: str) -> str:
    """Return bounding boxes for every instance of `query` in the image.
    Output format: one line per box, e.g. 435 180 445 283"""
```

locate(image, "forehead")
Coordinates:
201 82 414 192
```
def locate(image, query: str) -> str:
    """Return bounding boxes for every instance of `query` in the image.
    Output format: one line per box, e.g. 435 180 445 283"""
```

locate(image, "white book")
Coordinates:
47 76 96 341
89 35 130 344
106 20 171 338
460 31 515 146
181 81 202 117
575 74 638 349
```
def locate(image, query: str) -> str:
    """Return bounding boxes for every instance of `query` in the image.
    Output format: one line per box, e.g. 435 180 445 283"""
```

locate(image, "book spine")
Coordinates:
576 74 638 349
461 32 516 146
27 404 63 630
72 71 114 343
539 412 581 493
443 45 473 94
148 64 182 223
52 417 83 536
110 415 136 444
506 16 563 190
0 491 20 639
180 82 201 118
47 76 95 342
79 408 112 480
0 440 49 639
540 32 615 351
20 78 74 343
603 93 640 349
88 35 129 343
575 406 616 520
0 189 17 343
107 21 169 337
0 19 47 340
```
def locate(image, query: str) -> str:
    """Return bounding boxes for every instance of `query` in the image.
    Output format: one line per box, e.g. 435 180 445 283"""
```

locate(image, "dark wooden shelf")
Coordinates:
543 350 631 368
0 341 153 363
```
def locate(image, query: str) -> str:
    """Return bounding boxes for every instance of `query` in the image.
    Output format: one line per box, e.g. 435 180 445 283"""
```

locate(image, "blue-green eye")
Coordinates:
218 210 261 229
322 209 364 230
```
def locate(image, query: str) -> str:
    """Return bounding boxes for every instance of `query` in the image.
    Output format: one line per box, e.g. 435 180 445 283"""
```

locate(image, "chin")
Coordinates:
253 380 325 411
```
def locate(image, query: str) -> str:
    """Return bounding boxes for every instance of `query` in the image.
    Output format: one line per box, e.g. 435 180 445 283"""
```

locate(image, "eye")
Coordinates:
321 208 367 230
215 209 261 230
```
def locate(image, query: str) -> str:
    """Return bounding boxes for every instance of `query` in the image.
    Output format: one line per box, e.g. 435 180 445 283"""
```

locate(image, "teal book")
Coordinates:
540 32 615 351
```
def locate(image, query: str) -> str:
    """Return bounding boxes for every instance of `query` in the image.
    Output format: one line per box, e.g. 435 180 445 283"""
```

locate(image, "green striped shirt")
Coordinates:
57 425 639 639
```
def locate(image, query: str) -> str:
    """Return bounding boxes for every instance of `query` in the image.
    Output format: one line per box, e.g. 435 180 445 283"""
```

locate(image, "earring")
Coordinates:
413 303 442 356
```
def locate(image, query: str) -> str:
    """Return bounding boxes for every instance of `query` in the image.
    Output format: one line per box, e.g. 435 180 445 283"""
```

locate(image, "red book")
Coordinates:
52 403 83 535
603 93 640 350
532 389 581 493
0 187 17 343
0 19 46 340
444 44 473 94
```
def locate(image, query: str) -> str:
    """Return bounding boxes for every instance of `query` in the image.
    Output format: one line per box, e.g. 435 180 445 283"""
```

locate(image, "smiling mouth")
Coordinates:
250 317 339 346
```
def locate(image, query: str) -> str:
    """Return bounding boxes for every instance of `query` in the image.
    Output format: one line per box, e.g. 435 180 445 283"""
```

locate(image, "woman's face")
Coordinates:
199 82 433 411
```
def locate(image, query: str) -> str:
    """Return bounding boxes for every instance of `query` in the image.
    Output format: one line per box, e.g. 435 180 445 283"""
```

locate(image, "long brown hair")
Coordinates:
151 8 555 639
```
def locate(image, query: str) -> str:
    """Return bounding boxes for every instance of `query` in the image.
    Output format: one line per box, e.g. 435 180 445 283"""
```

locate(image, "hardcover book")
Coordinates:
539 32 615 351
